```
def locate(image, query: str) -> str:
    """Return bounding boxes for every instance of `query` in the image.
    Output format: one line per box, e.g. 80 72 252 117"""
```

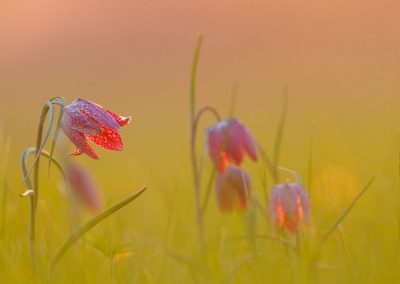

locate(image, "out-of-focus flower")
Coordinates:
61 98 131 159
270 182 310 233
66 162 102 212
206 118 257 173
215 165 251 212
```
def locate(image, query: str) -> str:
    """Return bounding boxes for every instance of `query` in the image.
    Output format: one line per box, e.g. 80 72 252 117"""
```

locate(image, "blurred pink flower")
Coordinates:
215 165 251 212
66 162 102 212
206 118 257 173
61 98 131 159
270 182 310 233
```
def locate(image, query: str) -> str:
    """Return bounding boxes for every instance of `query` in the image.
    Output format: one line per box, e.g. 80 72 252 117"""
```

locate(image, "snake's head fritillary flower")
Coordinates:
66 162 102 212
215 165 251 212
206 118 257 173
61 98 131 159
270 182 310 233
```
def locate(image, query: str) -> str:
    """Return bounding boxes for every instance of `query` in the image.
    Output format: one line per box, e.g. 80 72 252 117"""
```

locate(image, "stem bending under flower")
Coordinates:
21 147 67 260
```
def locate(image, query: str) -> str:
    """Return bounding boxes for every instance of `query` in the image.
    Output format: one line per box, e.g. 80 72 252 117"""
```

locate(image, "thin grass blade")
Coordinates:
201 167 216 215
48 105 64 176
22 101 55 186
272 88 288 171
190 34 203 122
320 176 375 245
49 187 147 272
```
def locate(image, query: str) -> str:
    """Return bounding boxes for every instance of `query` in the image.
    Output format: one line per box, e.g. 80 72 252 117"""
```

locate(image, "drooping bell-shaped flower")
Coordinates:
270 182 310 233
65 162 102 212
61 98 131 159
206 117 257 173
215 165 251 212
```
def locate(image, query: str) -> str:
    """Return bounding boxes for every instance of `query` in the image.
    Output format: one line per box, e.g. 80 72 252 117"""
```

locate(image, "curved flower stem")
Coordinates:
191 105 221 251
21 147 67 262
277 166 301 183
34 102 51 210
189 35 205 252
21 97 66 262
190 33 222 254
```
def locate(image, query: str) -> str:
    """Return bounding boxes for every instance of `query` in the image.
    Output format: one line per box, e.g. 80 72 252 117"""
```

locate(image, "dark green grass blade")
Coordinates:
49 187 147 272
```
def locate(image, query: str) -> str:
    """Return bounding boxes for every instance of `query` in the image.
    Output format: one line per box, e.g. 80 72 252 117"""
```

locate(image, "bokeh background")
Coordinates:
1 1 400 282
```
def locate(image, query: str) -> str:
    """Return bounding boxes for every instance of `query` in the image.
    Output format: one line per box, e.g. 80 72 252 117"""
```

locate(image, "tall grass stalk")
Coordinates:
272 88 288 181
189 35 221 252
327 169 353 279
189 34 206 251
311 176 375 267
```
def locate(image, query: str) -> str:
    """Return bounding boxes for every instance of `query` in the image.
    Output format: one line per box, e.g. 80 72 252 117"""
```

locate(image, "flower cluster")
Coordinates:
206 118 257 212
205 117 310 233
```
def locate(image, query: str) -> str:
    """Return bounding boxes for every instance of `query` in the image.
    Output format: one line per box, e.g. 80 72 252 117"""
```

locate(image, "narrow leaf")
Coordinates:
273 88 288 169
190 34 204 122
320 176 375 245
201 167 216 215
22 101 55 186
21 147 66 191
49 187 147 272
48 106 64 176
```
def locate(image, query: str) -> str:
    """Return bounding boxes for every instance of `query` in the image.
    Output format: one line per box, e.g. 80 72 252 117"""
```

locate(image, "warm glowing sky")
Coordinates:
1 1 400 175
1 1 399 87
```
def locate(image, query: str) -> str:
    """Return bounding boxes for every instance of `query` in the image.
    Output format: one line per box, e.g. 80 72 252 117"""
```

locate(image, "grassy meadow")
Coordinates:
1 2 400 283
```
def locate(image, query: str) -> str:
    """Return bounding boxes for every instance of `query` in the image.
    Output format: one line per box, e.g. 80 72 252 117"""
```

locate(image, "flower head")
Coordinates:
206 117 257 173
270 182 310 233
215 165 251 212
66 162 102 212
61 98 131 159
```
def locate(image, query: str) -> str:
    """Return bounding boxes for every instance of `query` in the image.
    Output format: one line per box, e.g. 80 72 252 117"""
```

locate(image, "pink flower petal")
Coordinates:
215 166 251 212
66 163 102 212
87 127 123 151
106 110 132 127
270 182 310 233
226 119 245 165
73 98 121 130
62 127 99 159
63 106 102 136
207 124 229 172
239 123 258 161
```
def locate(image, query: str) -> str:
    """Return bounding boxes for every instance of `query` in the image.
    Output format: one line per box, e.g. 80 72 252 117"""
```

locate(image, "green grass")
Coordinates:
1 39 400 283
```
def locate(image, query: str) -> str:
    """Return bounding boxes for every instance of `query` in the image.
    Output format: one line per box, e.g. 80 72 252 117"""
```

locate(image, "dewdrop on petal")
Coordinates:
206 117 257 173
270 182 310 233
215 165 251 212
61 98 131 159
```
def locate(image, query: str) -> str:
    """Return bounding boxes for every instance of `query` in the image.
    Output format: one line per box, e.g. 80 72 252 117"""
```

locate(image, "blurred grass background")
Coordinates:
1 1 400 283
